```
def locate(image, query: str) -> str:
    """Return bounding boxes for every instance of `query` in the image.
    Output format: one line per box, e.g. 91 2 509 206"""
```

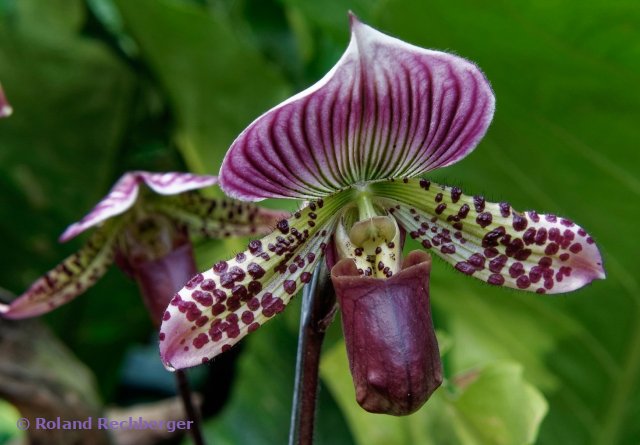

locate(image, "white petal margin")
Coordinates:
372 179 605 294
159 192 352 370
220 13 494 201
60 171 217 241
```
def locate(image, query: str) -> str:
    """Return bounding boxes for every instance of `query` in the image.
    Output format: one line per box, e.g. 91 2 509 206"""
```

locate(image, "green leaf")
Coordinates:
115 0 290 175
321 340 547 445
375 1 640 444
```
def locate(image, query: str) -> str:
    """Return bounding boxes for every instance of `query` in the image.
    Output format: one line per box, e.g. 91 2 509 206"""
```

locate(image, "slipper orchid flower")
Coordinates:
159 16 605 414
1 171 285 324
0 82 12 118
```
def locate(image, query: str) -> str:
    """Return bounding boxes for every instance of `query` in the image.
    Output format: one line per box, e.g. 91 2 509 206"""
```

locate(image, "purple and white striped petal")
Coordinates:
1 223 119 319
220 14 494 201
159 192 352 370
372 179 605 294
60 171 217 241
0 82 12 118
154 192 289 239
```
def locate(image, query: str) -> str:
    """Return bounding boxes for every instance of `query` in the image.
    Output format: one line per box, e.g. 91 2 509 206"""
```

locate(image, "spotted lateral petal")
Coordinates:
60 171 217 242
159 192 352 370
220 14 495 201
372 179 605 294
0 82 12 118
1 223 120 319
153 192 289 239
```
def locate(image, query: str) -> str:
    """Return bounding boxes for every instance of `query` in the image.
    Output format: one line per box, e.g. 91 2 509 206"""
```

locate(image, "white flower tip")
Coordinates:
0 105 12 118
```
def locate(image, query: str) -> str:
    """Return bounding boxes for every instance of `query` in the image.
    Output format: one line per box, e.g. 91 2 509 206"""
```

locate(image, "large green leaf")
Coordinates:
321 340 547 445
0 5 151 397
114 0 290 175
374 1 639 444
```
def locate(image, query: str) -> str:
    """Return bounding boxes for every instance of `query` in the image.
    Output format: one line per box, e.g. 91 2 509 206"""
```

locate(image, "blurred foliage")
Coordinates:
0 0 639 444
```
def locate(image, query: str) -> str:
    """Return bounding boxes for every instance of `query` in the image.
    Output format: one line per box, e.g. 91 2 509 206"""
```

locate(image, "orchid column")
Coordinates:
160 12 605 435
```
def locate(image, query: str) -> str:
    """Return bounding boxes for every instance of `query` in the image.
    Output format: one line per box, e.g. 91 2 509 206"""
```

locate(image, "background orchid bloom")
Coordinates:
0 82 11 118
159 15 605 412
1 171 285 323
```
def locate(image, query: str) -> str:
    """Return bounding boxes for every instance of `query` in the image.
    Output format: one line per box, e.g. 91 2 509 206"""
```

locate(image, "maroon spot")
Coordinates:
159 332 165 341
476 212 492 228
232 284 248 301
235 253 247 263
421 239 432 249
163 311 171 321
487 274 505 285
482 226 506 247
473 195 485 212
529 266 542 283
569 243 583 253
435 193 443 202
213 261 228 274
441 244 456 254
261 292 273 306
544 279 554 290
248 280 262 295
247 262 266 279
301 272 312 283
509 262 525 278
435 203 447 214
528 211 540 222
227 324 241 339
192 290 213 307
523 228 536 245
515 249 532 261
535 228 548 245
499 202 511 217
226 296 241 311
202 357 209 364
185 273 204 289
213 289 227 304
545 243 559 255
563 229 575 241
284 280 297 294
277 220 290 234
455 262 476 275
512 214 528 231
201 279 216 291
288 263 298 273
248 297 260 311
586 237 594 245
241 311 254 325
559 253 570 261
451 187 462 203
577 228 587 237
516 275 531 289
248 322 260 333
545 214 557 222
193 333 209 349
458 204 470 218
420 179 431 190
539 257 553 268
560 219 574 227
221 345 232 352
489 255 508 273
484 247 499 258
468 253 486 269
212 303 225 316
248 240 263 254
196 316 209 327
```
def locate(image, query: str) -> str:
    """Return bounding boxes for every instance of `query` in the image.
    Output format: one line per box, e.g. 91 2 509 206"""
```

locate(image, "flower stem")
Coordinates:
289 263 337 445
175 369 206 445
